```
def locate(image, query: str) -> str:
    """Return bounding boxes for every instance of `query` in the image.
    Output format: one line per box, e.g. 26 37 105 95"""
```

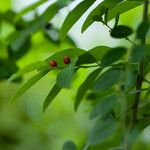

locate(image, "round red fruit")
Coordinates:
64 56 71 64
50 60 57 68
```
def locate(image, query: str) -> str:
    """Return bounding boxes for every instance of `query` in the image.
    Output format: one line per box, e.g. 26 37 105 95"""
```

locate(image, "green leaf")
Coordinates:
74 68 102 111
45 48 85 67
60 0 96 40
57 0 73 8
90 94 118 120
101 47 127 67
0 59 18 80
107 0 143 22
130 45 150 63
8 61 49 82
7 32 31 57
43 83 61 112
93 69 123 91
126 117 150 149
11 70 49 103
15 0 48 22
137 21 149 39
77 46 111 65
88 46 111 62
40 2 59 23
27 2 59 34
88 117 118 145
110 25 133 38
124 64 137 92
57 58 77 88
62 141 77 150
81 0 123 33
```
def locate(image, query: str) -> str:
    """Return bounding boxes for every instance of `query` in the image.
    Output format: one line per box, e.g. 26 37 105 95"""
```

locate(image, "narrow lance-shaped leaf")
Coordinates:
74 68 101 112
82 0 123 33
93 69 123 91
88 116 118 145
57 57 78 88
136 21 149 39
60 0 96 40
101 47 127 67
8 61 49 81
107 0 143 22
11 70 49 103
90 94 118 120
43 83 61 112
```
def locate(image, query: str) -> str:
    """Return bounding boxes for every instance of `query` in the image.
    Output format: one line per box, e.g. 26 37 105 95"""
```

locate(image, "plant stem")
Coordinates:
125 0 149 150
131 0 148 128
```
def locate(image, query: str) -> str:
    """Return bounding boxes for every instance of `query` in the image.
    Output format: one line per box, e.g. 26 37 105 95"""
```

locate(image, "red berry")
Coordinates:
64 56 71 64
50 60 57 68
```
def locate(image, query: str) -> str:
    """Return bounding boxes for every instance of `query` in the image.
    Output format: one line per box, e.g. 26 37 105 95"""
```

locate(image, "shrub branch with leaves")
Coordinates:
6 0 150 150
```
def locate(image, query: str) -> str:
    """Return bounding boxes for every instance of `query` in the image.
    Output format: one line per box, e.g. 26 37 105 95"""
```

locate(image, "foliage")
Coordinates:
0 0 150 150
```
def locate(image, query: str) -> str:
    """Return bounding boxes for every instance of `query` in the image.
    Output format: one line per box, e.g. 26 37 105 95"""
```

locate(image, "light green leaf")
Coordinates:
60 0 96 40
57 58 78 88
88 117 118 145
74 68 102 111
11 70 49 103
8 61 49 81
62 141 77 150
90 94 118 119
82 0 123 33
107 1 143 22
93 69 123 91
43 83 61 112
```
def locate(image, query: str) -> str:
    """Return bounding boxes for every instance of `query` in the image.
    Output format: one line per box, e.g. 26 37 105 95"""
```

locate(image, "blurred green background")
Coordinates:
0 0 150 150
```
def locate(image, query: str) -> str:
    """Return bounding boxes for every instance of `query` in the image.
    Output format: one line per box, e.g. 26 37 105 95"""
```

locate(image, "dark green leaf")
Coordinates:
90 94 118 120
88 117 118 145
0 59 18 80
93 69 123 91
60 0 96 40
43 83 61 112
130 45 149 63
11 70 49 103
74 68 102 111
57 0 73 8
88 46 111 62
124 64 137 92
137 21 149 39
57 58 77 88
62 141 77 150
82 0 123 33
101 47 127 67
110 25 133 38
126 117 150 149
